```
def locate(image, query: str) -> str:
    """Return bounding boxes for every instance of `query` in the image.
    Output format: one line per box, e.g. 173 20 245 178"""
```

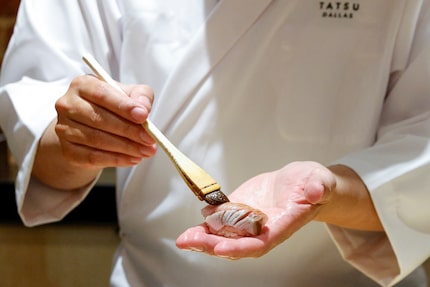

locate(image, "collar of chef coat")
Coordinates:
150 0 273 131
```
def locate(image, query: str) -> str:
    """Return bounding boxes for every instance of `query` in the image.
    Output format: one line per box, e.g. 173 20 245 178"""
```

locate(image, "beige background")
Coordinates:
0 224 119 287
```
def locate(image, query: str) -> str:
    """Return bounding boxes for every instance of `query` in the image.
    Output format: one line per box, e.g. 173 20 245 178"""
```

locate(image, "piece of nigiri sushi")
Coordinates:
202 202 268 238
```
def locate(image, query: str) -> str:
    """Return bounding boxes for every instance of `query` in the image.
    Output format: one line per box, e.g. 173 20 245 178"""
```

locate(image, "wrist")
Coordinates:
315 164 383 231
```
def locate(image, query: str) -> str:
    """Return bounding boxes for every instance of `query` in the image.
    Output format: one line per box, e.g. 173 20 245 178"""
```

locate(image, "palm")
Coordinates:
176 161 334 258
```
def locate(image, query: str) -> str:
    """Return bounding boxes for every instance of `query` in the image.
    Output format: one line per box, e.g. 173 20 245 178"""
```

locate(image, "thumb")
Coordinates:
303 168 335 205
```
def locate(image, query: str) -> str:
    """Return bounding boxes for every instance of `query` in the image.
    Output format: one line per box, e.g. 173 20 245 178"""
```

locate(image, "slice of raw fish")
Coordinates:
202 202 268 238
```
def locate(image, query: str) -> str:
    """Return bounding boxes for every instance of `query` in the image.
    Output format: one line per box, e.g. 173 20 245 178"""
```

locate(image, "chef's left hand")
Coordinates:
176 161 382 259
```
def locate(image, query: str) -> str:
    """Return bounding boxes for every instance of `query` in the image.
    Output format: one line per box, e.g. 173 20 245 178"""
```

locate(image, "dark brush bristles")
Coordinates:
204 190 230 205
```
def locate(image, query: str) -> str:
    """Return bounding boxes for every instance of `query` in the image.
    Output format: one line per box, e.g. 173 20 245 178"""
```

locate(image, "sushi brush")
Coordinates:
82 54 229 205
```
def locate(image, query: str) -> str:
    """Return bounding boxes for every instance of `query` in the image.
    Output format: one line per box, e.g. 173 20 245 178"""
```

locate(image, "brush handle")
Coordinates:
82 53 221 200
142 120 221 199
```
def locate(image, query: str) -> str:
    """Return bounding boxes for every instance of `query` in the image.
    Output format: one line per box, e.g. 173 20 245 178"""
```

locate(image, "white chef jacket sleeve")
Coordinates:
328 3 430 286
0 79 100 226
0 0 121 226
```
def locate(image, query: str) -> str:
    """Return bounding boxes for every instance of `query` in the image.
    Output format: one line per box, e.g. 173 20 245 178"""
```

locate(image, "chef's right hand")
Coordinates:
54 75 156 168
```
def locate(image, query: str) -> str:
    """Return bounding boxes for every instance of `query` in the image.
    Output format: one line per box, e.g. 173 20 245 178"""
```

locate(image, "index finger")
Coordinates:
83 54 151 123
77 75 151 124
176 225 269 258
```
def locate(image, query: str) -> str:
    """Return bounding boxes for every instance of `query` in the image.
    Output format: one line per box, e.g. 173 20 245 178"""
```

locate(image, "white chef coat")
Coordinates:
1 0 430 286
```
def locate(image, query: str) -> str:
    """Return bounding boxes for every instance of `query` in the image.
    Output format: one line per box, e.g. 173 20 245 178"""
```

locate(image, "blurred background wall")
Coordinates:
0 0 17 64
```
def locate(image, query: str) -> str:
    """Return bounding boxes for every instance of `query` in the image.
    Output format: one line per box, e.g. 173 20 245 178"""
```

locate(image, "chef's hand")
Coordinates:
55 75 156 166
176 161 383 259
33 75 156 190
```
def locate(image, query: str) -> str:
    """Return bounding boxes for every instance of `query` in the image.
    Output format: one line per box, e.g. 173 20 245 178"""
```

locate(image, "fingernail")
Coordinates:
139 131 150 143
130 157 142 165
131 107 147 121
217 255 238 260
187 247 203 252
